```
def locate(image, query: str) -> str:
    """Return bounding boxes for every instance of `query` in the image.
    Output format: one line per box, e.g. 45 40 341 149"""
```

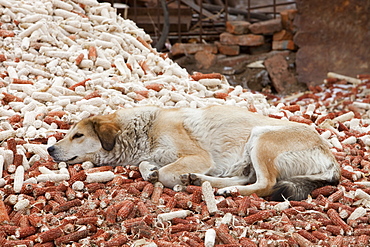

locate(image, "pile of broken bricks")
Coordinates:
170 9 299 94
220 8 297 55
170 9 297 69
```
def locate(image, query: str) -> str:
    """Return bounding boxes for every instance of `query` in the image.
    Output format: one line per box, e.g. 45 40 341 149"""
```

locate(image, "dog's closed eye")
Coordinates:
72 133 84 139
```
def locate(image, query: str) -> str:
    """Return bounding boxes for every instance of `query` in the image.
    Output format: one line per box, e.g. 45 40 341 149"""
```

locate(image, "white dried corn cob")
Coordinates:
13 165 24 193
204 229 216 247
202 181 218 215
85 171 115 183
157 210 192 222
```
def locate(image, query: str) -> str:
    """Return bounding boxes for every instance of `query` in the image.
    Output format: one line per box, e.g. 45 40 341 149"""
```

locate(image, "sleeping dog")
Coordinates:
47 105 340 201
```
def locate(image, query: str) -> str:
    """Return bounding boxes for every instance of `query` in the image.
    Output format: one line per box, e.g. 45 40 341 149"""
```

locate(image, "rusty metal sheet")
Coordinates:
294 0 370 86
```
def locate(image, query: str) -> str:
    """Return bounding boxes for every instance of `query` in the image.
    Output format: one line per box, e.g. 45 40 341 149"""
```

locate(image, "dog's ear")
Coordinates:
91 117 120 151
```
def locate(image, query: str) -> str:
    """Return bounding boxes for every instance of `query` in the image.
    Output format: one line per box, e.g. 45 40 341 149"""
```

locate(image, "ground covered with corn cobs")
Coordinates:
0 0 370 246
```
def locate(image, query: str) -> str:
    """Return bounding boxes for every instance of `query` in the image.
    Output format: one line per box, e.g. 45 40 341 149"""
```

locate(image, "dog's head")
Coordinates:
47 114 120 164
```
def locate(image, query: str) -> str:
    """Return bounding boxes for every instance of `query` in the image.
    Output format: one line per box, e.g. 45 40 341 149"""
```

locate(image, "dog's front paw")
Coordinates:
139 161 159 183
147 169 159 183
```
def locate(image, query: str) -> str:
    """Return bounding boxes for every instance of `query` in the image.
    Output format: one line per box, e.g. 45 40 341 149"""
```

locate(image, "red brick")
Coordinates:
273 30 293 41
272 40 296 50
220 32 264 46
226 21 250 35
280 9 297 32
171 43 217 56
264 54 297 94
194 50 217 69
249 18 282 34
215 42 240 56
217 54 249 67
220 32 238 45
238 34 265 46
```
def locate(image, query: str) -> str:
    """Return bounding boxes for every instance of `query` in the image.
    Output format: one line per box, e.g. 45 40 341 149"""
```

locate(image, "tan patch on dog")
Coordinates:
90 114 121 151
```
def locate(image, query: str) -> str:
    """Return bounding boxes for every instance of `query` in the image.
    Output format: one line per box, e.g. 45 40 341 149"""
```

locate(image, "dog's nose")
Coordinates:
47 146 55 155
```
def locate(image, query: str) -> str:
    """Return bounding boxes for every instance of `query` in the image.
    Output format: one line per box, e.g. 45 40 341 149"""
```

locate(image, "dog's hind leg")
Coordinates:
217 128 279 197
216 158 278 197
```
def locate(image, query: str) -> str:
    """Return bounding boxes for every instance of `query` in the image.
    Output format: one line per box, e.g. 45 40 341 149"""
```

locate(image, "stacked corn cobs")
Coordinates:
1 0 370 246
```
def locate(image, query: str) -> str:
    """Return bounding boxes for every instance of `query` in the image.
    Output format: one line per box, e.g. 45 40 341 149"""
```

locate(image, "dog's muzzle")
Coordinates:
47 145 78 163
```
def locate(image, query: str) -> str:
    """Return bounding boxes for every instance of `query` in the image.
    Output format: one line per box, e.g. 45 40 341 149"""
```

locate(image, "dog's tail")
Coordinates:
271 176 339 201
